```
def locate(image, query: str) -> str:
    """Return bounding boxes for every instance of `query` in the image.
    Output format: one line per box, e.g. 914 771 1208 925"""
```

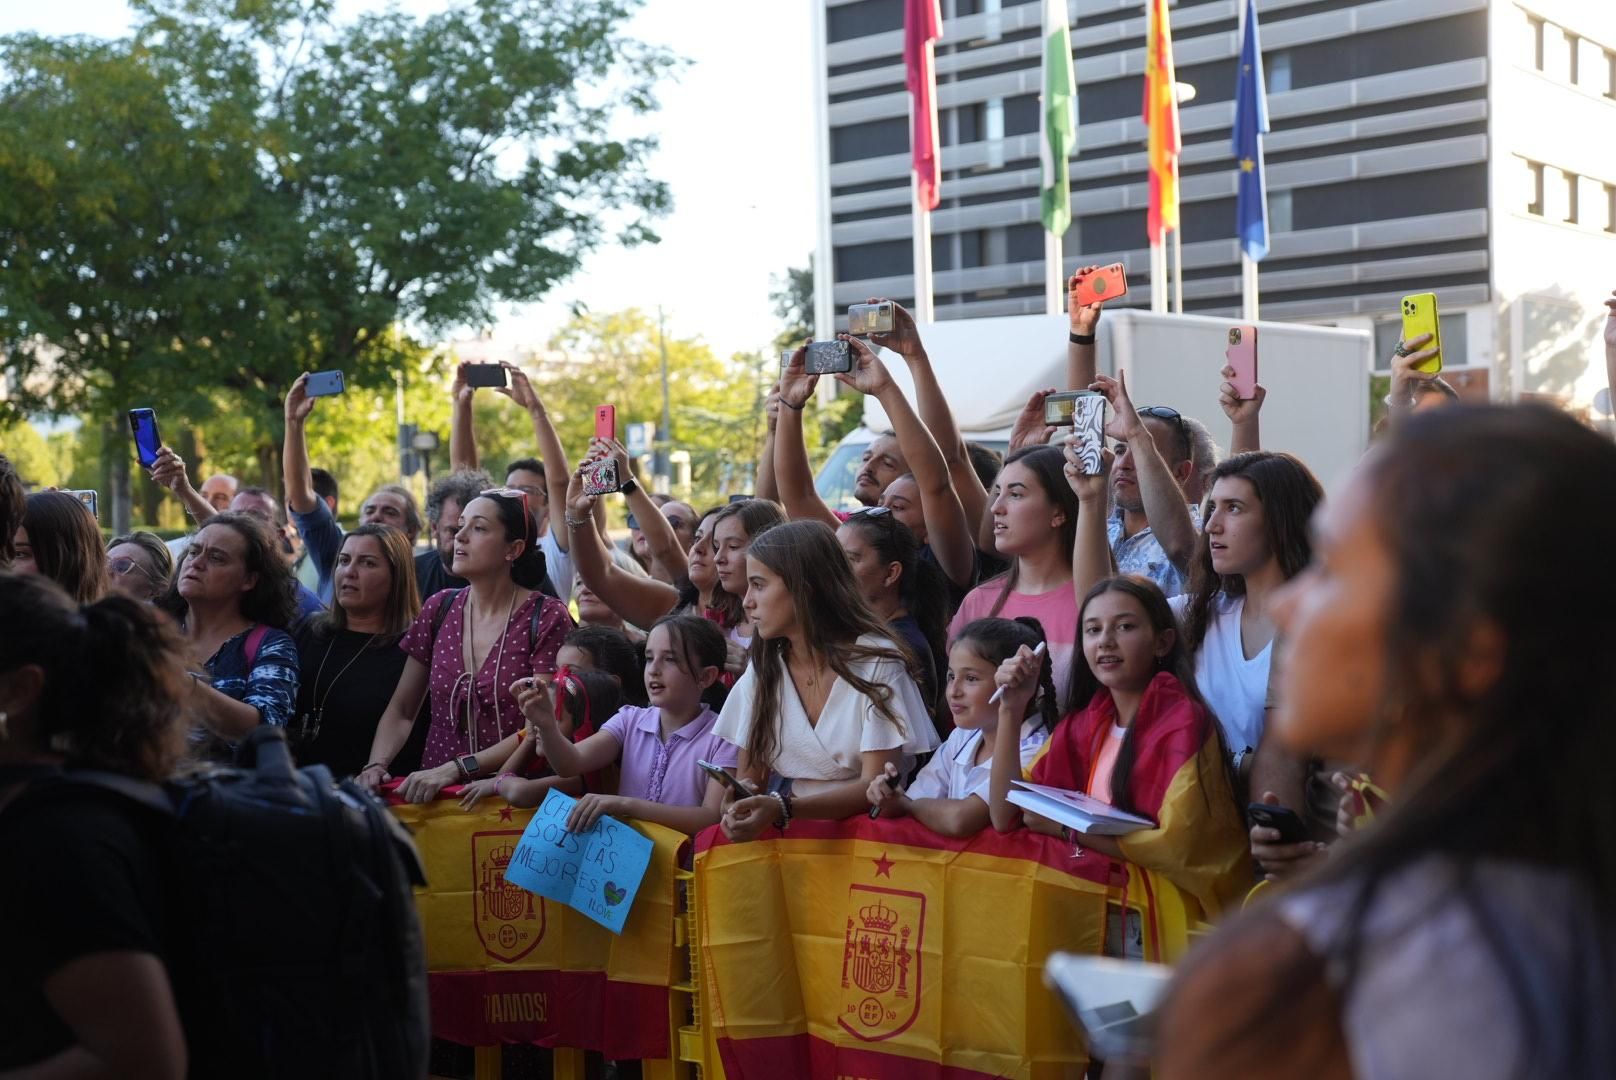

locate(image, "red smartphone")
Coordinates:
1072 263 1128 307
1225 325 1258 400
594 404 616 440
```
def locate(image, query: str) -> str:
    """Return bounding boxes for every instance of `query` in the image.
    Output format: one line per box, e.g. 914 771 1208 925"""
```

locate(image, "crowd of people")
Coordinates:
2 279 1615 1077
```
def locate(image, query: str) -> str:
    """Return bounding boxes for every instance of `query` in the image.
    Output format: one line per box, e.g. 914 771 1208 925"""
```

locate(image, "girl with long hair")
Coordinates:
360 488 573 802
0 576 191 1075
868 617 1058 837
291 524 423 777
1159 406 1616 1078
836 508 950 715
992 576 1250 946
948 445 1082 708
13 491 109 603
716 521 940 841
161 512 302 747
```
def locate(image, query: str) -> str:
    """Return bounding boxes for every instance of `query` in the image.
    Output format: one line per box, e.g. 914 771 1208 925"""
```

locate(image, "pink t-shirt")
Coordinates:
1088 723 1127 806
599 705 738 807
399 588 574 769
946 578 1080 709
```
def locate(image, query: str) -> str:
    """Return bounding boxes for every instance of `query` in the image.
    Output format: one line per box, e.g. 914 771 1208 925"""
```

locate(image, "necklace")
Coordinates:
451 589 519 754
293 631 379 745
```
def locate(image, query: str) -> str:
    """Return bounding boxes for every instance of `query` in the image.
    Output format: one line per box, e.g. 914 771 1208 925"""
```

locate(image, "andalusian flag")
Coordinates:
1039 0 1077 236
1143 0 1182 244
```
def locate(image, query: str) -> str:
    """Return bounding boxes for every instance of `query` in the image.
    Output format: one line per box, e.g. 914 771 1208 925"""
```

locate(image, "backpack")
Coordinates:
9 727 430 1079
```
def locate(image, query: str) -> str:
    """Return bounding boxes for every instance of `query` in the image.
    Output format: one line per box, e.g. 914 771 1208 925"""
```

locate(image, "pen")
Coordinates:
988 641 1046 705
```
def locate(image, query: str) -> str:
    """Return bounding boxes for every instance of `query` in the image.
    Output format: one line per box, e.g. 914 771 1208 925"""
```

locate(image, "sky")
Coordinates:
0 0 818 361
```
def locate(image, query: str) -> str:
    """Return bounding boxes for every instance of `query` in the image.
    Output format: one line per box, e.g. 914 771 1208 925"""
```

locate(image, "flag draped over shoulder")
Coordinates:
1039 0 1077 235
904 0 944 210
1233 0 1271 260
1143 0 1181 245
389 793 686 1059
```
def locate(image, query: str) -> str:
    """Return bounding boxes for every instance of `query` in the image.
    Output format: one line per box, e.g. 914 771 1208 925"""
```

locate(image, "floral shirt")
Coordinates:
399 588 574 770
1107 503 1203 600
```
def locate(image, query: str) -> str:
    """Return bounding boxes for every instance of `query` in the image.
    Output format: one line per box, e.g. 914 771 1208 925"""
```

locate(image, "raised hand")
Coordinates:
284 373 316 424
865 299 925 360
497 362 541 412
1009 388 1058 451
148 447 193 495
779 343 819 410
1089 372 1145 442
834 334 895 397
1388 333 1440 405
451 362 473 407
1068 265 1108 335
1218 364 1267 425
1062 438 1113 504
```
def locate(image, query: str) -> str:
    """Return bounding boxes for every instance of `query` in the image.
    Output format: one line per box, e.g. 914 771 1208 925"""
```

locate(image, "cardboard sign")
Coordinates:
503 789 654 934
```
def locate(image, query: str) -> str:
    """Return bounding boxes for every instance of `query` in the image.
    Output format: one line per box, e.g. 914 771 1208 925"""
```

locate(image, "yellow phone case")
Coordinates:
1400 293 1442 373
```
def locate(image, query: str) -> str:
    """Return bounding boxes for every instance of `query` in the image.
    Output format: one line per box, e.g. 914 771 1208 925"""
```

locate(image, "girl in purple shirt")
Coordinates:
522 615 736 836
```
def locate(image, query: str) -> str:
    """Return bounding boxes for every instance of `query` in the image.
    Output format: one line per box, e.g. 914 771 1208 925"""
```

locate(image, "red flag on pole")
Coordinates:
1143 0 1181 245
904 0 943 210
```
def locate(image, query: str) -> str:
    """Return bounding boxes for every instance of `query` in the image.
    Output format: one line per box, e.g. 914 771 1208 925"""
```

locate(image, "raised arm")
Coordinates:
868 301 991 535
499 364 574 553
282 374 318 513
1094 373 1197 572
754 384 782 503
1384 334 1440 427
772 345 841 528
838 336 974 589
599 437 688 582
1065 265 1107 390
563 462 680 628
987 645 1044 833
148 448 217 525
448 364 478 471
1065 441 1116 599
1219 364 1266 455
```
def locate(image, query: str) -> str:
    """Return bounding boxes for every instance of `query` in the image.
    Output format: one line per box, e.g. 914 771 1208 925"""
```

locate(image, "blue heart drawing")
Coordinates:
603 881 626 906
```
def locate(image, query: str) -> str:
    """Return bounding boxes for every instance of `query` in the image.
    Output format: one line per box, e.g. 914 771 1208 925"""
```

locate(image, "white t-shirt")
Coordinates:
539 529 574 605
1170 592 1271 759
714 634 940 792
906 720 1049 803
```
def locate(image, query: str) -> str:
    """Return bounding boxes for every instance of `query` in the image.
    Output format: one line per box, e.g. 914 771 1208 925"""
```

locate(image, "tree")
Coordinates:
0 0 674 530
770 260 814 353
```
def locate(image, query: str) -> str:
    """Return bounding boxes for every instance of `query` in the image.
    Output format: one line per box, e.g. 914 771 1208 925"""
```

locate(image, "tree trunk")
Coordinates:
105 418 132 535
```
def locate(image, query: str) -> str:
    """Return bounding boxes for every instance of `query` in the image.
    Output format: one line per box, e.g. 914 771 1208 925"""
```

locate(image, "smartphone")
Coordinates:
804 339 852 375
465 363 507 388
847 301 894 335
1246 802 1311 845
581 457 621 497
727 493 752 504
697 759 752 800
128 408 162 469
1225 326 1259 399
594 404 617 440
780 349 794 373
1072 263 1128 307
305 370 345 397
1399 292 1442 374
1043 389 1101 427
1044 953 1170 1065
67 489 98 519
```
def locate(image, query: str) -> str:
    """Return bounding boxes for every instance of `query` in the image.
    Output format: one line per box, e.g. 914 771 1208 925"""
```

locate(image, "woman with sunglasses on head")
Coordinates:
358 488 574 802
291 524 425 778
836 507 950 717
716 520 940 842
105 531 174 603
1158 405 1616 1080
12 491 109 604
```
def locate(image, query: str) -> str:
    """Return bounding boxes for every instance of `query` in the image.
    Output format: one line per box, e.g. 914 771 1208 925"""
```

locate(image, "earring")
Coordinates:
0 710 8 740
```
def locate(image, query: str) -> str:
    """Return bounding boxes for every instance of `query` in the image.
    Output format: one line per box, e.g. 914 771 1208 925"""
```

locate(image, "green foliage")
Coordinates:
0 422 55 488
769 260 814 353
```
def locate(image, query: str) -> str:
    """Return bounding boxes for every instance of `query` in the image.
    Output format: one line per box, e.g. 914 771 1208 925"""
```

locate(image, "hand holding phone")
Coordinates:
594 404 617 441
465 363 508 389
1399 293 1442 374
1246 802 1310 845
698 759 752 801
1071 263 1128 308
305 370 346 398
1223 326 1258 400
581 457 621 497
128 409 163 469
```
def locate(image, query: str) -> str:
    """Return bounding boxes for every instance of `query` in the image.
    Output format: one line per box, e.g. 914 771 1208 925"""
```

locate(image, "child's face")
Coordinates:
944 641 1000 731
643 624 705 710
1082 591 1172 693
555 644 595 673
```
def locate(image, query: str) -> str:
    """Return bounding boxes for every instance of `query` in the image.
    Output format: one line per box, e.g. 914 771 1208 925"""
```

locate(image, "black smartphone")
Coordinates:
128 408 162 469
305 369 346 397
727 493 753 504
465 363 507 388
697 759 751 800
803 339 853 375
1247 803 1310 845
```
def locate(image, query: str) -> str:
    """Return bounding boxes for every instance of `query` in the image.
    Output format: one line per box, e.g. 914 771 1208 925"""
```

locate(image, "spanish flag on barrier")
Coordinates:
390 792 684 1059
1143 0 1181 245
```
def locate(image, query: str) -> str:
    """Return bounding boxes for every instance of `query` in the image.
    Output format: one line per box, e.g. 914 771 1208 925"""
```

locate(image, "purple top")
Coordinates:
400 588 574 769
598 705 737 807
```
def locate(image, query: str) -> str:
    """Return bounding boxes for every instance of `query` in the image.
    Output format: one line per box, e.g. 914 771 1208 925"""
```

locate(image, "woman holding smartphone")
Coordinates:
1158 406 1616 1078
715 521 940 841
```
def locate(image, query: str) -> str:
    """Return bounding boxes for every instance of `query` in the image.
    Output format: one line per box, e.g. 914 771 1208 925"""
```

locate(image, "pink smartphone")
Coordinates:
594 404 617 440
1225 326 1258 400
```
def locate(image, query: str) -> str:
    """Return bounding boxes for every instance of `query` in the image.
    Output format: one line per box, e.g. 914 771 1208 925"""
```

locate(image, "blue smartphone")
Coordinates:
305 370 345 397
128 408 162 469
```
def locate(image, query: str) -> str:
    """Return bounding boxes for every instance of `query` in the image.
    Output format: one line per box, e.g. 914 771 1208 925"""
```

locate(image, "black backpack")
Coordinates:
12 727 430 1079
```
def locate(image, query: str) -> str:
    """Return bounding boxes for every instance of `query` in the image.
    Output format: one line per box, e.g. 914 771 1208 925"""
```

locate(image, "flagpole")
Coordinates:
1171 226 1183 314
1045 232 1063 314
913 176 935 324
1151 241 1166 313
1242 252 1259 321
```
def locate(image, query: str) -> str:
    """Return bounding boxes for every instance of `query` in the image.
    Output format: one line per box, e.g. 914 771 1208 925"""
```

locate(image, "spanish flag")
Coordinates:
1143 0 1181 244
390 792 685 1059
694 811 1215 1079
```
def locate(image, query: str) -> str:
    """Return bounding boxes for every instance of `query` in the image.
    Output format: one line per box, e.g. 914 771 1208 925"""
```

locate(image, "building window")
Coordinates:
1269 189 1293 233
1525 159 1545 216
1267 51 1291 93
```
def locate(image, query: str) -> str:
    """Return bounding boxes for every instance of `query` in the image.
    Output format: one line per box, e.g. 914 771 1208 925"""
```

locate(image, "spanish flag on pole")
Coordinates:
1144 0 1181 245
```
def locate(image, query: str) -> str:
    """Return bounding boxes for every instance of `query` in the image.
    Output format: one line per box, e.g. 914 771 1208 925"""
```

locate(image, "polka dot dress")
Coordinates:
399 589 575 769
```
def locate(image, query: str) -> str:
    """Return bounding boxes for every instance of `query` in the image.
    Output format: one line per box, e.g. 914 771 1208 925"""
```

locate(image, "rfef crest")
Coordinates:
471 830 545 963
838 883 925 1041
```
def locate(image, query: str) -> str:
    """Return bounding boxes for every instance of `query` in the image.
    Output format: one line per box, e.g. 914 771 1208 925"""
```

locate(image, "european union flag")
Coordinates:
1233 0 1270 261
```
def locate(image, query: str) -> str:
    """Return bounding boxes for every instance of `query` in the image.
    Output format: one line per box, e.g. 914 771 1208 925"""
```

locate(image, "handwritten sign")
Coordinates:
502 789 654 934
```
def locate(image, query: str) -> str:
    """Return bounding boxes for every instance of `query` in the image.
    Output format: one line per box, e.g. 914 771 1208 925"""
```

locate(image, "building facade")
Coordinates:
812 0 1616 413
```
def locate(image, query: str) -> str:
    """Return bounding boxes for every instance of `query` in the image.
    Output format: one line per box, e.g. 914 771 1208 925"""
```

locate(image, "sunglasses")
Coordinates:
847 505 895 522
106 555 157 580
480 486 535 539
1136 405 1192 459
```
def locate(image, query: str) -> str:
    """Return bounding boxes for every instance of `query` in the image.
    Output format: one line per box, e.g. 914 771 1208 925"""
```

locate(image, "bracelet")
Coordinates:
767 790 791 830
494 772 516 798
362 760 390 775
781 398 806 411
1069 332 1095 345
563 515 589 529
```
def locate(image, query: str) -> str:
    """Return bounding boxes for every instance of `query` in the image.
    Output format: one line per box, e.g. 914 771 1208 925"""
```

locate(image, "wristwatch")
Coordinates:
619 476 639 496
457 754 480 781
